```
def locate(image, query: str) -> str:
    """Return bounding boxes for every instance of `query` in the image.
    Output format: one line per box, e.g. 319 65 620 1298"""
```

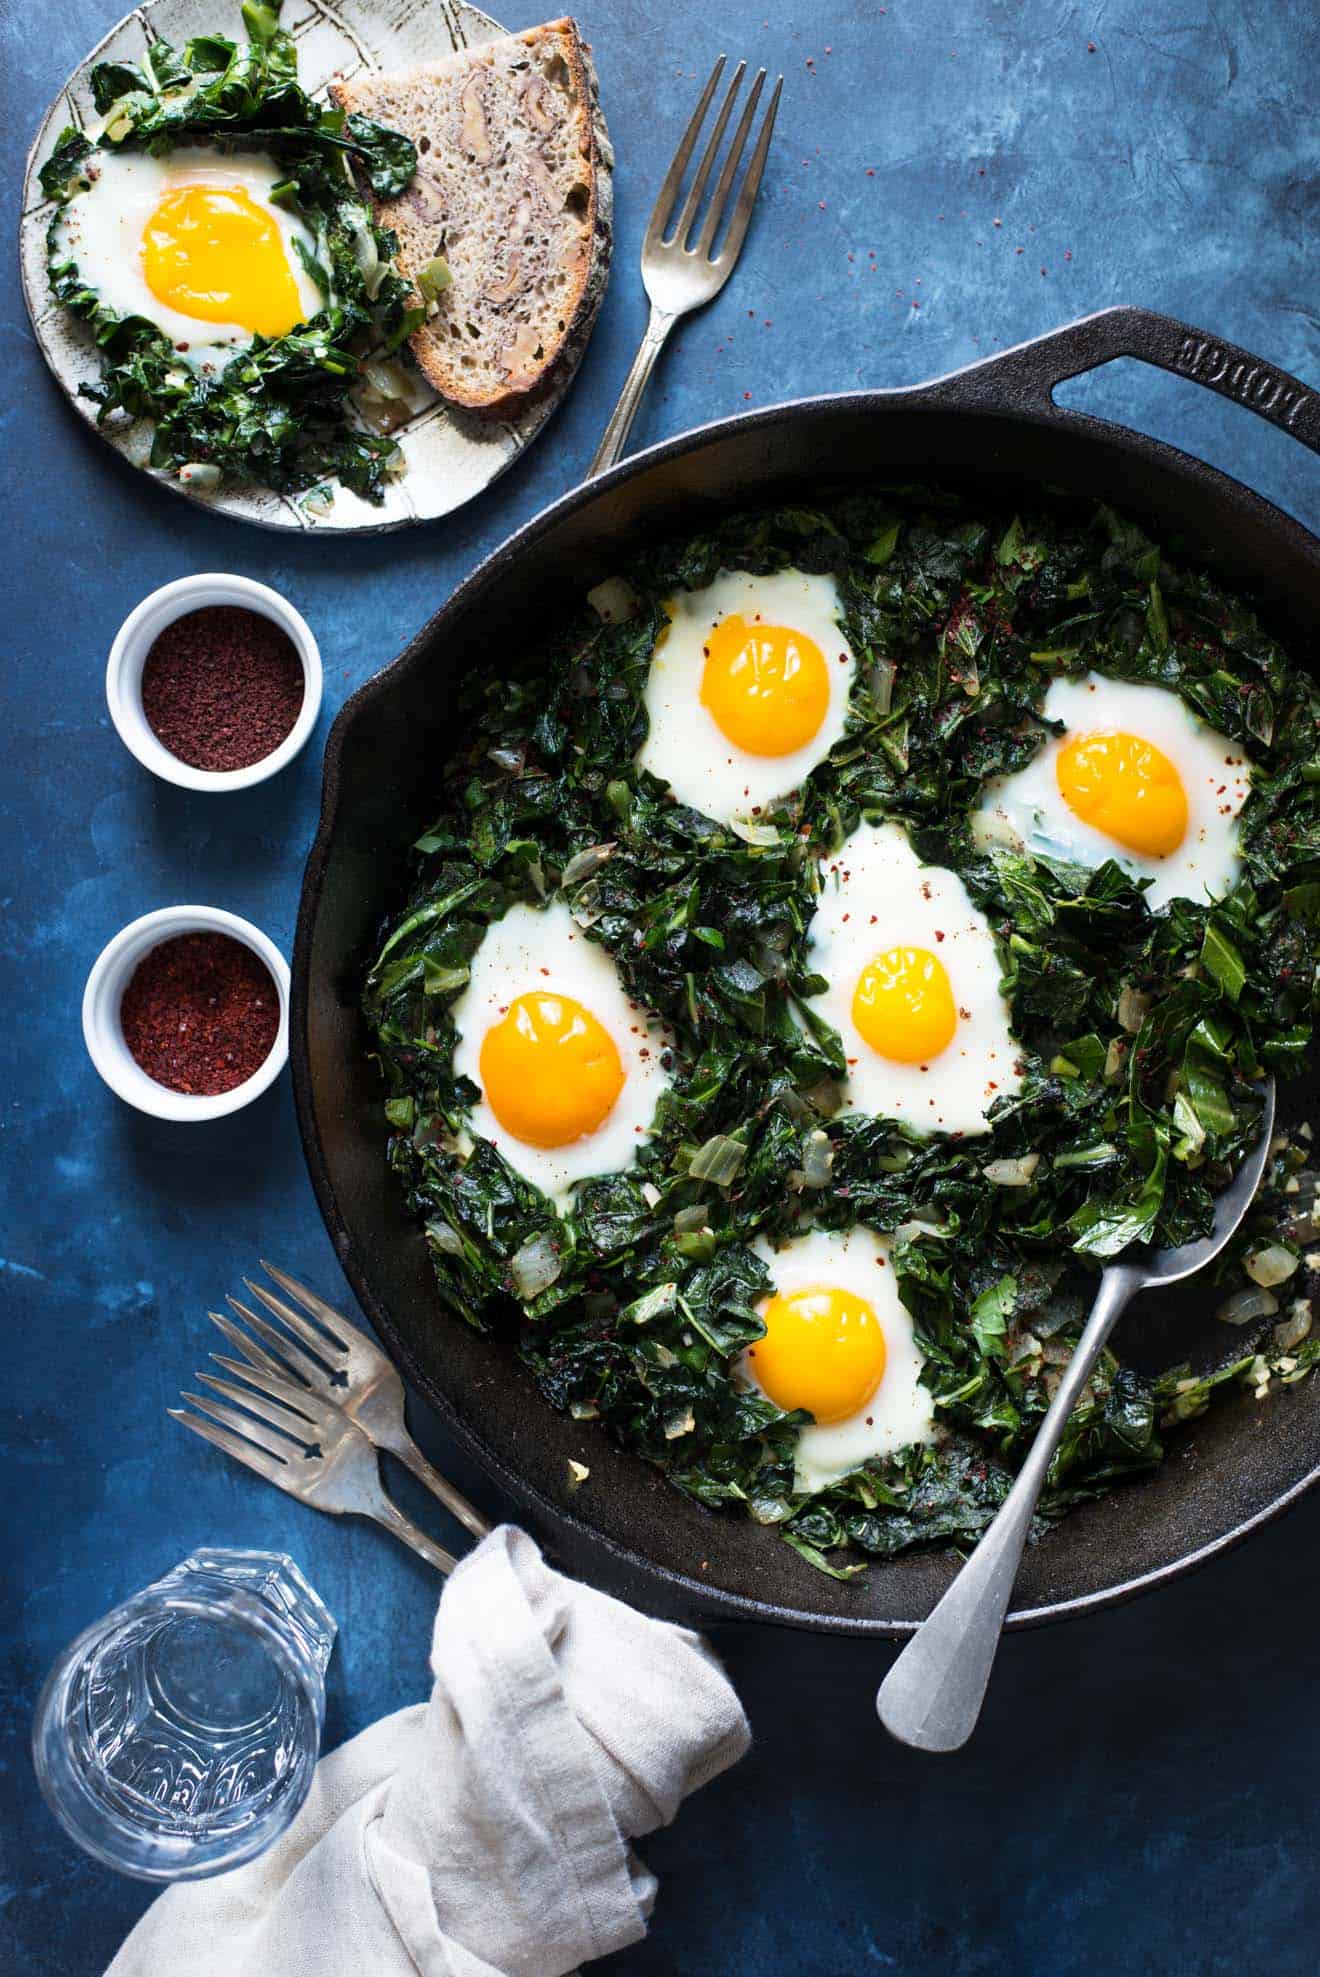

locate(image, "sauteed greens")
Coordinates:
39 0 418 503
365 494 1320 1575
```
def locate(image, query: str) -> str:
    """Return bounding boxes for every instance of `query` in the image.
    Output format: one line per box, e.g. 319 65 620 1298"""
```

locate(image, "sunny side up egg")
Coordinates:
636 569 857 824
975 674 1252 911
805 821 1024 1137
51 149 322 370
449 900 674 1204
741 1228 936 1493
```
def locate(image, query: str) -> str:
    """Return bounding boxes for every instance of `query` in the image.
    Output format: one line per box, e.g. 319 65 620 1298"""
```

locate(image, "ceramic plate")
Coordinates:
20 0 590 533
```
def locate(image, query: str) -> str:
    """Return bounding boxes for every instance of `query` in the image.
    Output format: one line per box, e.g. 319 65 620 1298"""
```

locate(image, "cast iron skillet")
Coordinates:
292 306 1320 1635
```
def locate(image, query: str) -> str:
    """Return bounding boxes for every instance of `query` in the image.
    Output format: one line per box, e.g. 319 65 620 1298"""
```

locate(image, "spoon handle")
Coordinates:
877 1261 1142 1752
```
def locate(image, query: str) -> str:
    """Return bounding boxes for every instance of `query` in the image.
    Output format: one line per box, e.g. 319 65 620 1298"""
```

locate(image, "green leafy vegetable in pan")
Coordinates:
364 493 1320 1573
39 0 420 502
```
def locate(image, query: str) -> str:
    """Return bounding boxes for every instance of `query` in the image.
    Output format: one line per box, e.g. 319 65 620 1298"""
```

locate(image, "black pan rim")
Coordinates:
292 334 1320 1637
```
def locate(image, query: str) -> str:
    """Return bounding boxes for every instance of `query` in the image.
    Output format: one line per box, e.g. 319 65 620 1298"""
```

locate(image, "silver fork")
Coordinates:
171 1356 461 1574
171 1261 491 1570
212 1261 489 1543
587 54 782 478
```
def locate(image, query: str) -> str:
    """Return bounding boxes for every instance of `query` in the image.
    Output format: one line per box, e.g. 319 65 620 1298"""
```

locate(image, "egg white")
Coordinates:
450 900 673 1204
805 821 1023 1137
974 673 1252 911
744 1227 936 1493
50 147 322 372
636 568 857 824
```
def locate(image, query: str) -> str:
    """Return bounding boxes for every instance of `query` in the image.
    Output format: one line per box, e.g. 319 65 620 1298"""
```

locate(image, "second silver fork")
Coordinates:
172 1261 490 1574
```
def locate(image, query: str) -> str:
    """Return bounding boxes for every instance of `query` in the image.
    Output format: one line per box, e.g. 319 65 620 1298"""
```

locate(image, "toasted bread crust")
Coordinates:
331 19 613 417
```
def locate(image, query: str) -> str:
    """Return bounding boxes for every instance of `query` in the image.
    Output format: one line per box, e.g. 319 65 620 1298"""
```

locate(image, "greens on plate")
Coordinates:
39 0 420 504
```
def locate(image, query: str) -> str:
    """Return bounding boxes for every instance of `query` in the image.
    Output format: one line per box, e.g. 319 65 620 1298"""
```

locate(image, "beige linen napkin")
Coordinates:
107 1526 749 1977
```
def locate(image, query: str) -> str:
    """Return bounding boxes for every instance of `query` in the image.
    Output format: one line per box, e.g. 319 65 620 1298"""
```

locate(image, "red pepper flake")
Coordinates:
120 932 279 1096
141 606 304 772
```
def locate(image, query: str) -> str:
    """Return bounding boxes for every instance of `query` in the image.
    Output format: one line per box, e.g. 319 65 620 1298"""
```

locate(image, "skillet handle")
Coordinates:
927 305 1320 458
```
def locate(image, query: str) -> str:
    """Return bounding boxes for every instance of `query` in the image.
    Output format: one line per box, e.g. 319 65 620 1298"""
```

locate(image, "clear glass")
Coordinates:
32 1548 335 1882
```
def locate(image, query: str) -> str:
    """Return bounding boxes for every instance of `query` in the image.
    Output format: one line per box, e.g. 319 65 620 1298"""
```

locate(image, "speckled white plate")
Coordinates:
20 0 587 533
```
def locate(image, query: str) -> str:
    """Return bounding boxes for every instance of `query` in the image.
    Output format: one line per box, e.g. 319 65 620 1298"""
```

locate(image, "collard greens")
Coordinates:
39 0 419 502
364 493 1320 1573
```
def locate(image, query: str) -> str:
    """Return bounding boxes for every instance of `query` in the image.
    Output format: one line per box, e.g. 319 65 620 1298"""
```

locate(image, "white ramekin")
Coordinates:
82 906 291 1122
106 573 322 792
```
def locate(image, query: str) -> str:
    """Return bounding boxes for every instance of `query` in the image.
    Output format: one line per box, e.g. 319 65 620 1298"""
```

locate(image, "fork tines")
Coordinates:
654 55 783 265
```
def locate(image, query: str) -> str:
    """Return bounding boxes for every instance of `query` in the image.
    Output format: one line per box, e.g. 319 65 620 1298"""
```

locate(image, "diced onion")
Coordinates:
178 462 221 492
728 818 780 846
1216 1285 1279 1327
586 576 639 623
417 256 452 303
870 657 896 715
487 744 526 775
1117 985 1151 1034
894 1217 948 1244
361 358 411 402
562 842 616 885
663 1407 696 1441
511 1231 561 1300
688 1135 747 1186
1244 1243 1299 1289
352 223 383 299
983 1154 1041 1187
566 1459 590 1488
801 1129 834 1191
1103 1038 1129 1084
1273 1301 1313 1352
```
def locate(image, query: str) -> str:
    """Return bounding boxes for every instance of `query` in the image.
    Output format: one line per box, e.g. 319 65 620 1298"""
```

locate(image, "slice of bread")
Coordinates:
331 19 613 417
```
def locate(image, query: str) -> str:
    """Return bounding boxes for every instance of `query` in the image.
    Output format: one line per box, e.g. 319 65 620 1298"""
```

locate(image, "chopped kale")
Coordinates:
364 494 1320 1572
39 1 419 502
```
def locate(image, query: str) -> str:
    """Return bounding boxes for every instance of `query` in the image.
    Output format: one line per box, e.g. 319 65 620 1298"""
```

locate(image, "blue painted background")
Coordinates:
4 0 1319 1969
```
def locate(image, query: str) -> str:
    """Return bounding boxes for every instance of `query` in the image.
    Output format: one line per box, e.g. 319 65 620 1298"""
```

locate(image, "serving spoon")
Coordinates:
877 1079 1276 1752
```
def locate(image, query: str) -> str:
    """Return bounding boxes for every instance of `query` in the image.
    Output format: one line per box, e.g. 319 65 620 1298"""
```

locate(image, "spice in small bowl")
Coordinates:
107 575 322 793
83 907 291 1121
120 931 281 1097
141 607 306 774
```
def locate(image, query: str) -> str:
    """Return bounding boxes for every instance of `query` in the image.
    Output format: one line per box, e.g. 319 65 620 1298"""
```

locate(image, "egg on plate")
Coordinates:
804 820 1023 1136
975 673 1252 911
51 148 322 371
741 1227 936 1492
450 900 673 1203
636 569 857 824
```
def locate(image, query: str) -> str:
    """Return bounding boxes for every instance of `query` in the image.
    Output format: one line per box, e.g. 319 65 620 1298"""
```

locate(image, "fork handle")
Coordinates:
391 1438 492 1544
363 1493 461 1575
587 305 678 478
876 1262 1142 1752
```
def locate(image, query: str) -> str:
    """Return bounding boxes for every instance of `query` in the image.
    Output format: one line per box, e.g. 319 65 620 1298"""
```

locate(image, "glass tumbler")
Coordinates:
33 1548 335 1881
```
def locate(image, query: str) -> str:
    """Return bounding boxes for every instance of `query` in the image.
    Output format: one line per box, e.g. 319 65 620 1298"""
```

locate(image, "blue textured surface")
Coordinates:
4 0 1319 1969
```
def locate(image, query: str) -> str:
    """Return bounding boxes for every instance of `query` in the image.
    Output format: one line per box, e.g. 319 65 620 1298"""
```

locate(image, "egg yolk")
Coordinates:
749 1285 887 1424
479 991 625 1149
1055 729 1188 857
699 613 831 757
852 946 958 1064
142 185 307 338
